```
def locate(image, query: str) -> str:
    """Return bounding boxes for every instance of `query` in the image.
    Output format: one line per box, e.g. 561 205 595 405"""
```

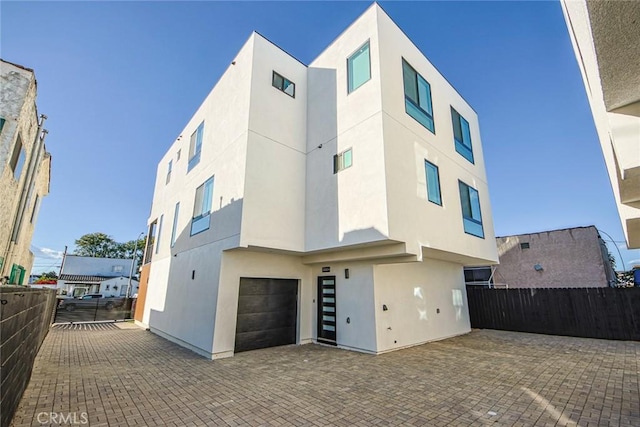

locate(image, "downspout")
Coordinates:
2 114 47 271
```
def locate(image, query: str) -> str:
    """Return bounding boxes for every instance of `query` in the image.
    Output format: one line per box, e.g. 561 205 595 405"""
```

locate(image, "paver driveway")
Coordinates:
10 324 640 426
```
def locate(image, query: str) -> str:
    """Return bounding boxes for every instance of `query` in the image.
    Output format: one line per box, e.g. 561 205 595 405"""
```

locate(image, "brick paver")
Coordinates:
10 327 640 426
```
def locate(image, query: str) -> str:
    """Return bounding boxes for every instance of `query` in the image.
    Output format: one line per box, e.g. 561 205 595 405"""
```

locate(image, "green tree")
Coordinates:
116 237 146 261
73 232 119 257
41 270 58 279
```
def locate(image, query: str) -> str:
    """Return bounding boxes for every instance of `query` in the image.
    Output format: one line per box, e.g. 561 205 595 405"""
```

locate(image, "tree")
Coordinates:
73 232 119 257
73 233 146 268
41 271 58 279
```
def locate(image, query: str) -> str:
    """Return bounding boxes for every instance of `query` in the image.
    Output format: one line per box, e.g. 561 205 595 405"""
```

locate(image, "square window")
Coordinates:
451 107 474 163
333 148 353 173
272 71 295 98
402 59 434 133
425 161 442 206
459 180 484 238
191 176 214 236
520 242 530 249
348 41 371 93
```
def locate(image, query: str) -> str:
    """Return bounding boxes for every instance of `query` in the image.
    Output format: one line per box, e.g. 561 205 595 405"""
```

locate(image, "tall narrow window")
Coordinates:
272 71 295 97
458 180 484 238
333 148 353 173
155 215 164 254
347 41 371 93
188 122 204 172
144 221 157 264
166 160 173 184
191 176 214 236
10 136 26 180
402 59 434 133
30 194 41 224
170 202 180 247
0 117 5 134
425 161 442 206
451 107 474 163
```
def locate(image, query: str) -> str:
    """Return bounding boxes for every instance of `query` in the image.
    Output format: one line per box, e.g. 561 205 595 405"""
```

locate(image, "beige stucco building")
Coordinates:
483 226 615 289
561 1 640 249
0 59 51 285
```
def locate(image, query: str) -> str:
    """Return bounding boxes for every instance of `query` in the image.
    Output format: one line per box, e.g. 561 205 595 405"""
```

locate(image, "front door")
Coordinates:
317 276 336 345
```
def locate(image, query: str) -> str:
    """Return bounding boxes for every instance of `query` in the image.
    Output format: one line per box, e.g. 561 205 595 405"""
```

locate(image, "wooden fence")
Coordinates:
466 286 640 341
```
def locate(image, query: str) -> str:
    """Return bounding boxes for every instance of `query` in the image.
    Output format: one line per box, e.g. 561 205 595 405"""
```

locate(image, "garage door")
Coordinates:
235 278 298 353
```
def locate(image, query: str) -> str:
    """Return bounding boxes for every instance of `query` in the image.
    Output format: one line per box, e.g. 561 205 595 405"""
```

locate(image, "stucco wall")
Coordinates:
0 61 49 281
495 226 610 288
373 258 470 353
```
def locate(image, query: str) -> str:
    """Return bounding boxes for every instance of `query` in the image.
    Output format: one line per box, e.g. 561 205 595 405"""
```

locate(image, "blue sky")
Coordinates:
2 1 638 272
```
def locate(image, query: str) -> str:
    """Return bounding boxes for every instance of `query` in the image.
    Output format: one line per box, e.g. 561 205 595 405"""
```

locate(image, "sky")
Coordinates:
2 1 638 273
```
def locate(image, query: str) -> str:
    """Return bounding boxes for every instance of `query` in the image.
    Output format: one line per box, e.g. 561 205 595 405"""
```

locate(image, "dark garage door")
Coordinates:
235 278 298 353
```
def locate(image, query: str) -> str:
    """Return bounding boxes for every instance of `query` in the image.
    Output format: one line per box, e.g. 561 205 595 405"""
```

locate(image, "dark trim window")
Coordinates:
425 160 442 206
188 122 204 172
347 41 371 93
402 59 434 133
451 107 474 163
143 220 157 264
272 71 295 98
458 180 484 238
333 148 353 174
0 117 5 134
191 176 214 236
520 242 530 249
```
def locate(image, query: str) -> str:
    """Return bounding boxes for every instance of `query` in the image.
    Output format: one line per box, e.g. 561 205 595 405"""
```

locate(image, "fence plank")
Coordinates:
466 286 640 341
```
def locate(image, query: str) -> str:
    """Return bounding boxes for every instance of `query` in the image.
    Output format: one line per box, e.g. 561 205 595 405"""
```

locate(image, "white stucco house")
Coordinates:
137 3 499 359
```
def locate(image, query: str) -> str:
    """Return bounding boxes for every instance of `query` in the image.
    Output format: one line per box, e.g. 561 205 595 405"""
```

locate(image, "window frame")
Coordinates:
458 180 484 238
191 176 214 236
402 59 435 134
170 202 180 247
451 107 474 164
347 40 371 94
166 159 173 184
333 148 353 174
424 160 442 206
10 135 26 180
187 122 204 172
272 71 296 98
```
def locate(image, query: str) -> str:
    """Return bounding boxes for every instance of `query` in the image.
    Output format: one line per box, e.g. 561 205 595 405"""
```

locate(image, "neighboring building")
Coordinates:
58 255 137 297
561 1 640 249
467 226 615 289
138 4 498 359
0 59 51 285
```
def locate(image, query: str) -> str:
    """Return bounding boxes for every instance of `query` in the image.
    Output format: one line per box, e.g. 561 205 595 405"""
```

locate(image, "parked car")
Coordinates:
58 294 126 311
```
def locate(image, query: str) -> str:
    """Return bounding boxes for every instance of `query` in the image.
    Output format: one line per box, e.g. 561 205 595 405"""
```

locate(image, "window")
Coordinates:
272 71 295 97
191 176 214 236
333 148 353 173
424 161 442 205
177 149 181 161
143 221 157 264
451 107 473 163
520 242 530 249
155 215 164 254
188 122 204 172
458 180 484 238
464 267 494 285
347 41 371 93
402 59 434 133
10 136 26 180
30 194 41 224
166 160 173 184
170 202 180 247
0 117 5 134
112 266 124 273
